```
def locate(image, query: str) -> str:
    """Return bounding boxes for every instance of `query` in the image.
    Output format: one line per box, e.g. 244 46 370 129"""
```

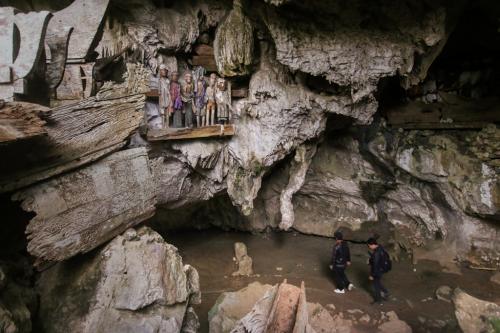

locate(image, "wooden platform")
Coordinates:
147 124 235 141
385 93 500 129
146 88 247 99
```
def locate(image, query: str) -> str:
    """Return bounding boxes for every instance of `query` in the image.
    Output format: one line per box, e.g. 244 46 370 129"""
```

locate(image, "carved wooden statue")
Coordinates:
194 75 206 127
215 77 231 124
158 64 171 128
169 71 183 128
204 73 217 126
181 72 195 128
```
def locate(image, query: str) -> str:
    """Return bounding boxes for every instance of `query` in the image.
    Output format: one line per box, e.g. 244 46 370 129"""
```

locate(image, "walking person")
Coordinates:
367 238 391 304
329 231 354 294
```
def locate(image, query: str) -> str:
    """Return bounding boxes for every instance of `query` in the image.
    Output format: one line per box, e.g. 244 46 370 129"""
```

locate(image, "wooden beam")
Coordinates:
0 102 49 143
192 55 217 72
146 88 247 99
194 44 214 56
0 64 148 193
13 148 156 264
147 124 235 141
386 93 500 129
231 88 248 98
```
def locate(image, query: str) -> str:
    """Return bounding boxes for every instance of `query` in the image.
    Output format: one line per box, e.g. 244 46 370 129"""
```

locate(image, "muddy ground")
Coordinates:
165 229 500 333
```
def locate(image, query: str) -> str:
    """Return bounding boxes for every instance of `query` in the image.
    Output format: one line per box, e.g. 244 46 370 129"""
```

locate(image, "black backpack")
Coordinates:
380 248 392 273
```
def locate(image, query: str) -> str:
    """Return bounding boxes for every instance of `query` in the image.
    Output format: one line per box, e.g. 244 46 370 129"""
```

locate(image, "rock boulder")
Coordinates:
37 227 200 333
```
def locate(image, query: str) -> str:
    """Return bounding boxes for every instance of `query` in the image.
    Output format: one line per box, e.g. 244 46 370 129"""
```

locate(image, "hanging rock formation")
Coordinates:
214 0 254 77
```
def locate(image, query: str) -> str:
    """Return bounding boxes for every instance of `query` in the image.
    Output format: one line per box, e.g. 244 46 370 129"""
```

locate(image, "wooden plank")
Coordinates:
13 148 156 264
0 64 148 193
0 101 49 143
147 124 235 141
146 89 159 98
265 282 301 333
232 88 248 98
390 122 492 130
385 93 500 129
194 44 214 56
147 88 248 99
192 55 217 72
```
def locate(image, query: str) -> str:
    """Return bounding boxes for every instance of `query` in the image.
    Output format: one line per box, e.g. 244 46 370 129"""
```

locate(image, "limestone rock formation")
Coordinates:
261 1 455 124
214 0 254 76
452 288 500 333
232 242 253 277
377 311 412 333
0 262 37 333
36 227 200 333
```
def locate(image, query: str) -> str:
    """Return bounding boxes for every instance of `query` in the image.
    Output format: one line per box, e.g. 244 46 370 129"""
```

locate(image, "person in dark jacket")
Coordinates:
367 238 389 304
329 231 354 294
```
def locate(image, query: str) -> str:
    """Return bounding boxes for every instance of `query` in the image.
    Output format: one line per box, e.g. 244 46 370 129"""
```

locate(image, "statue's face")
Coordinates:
160 69 168 78
216 78 226 91
172 72 179 82
185 73 192 83
209 74 217 86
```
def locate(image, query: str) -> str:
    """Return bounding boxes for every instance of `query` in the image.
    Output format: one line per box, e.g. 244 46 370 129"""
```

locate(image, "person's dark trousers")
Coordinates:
373 275 389 301
333 266 350 290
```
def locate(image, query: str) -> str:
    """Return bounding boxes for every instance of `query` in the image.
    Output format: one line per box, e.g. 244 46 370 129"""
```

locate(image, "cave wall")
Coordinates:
0 0 499 269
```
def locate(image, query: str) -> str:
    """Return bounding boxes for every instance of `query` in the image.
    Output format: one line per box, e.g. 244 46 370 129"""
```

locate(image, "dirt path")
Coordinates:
165 229 500 333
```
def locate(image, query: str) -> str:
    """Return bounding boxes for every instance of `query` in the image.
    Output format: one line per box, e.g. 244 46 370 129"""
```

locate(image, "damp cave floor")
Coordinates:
165 229 500 333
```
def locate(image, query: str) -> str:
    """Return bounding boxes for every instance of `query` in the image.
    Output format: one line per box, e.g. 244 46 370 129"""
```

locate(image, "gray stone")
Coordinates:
232 242 254 277
37 227 199 333
490 272 500 285
377 311 412 333
452 288 500 333
435 285 452 303
214 0 254 77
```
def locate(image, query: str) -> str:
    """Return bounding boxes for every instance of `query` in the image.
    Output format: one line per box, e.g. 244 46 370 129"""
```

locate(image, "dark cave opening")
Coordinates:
376 1 500 128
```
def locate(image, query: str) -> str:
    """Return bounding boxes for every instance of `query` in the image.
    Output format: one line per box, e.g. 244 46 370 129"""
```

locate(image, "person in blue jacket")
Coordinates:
329 231 354 294
367 238 390 304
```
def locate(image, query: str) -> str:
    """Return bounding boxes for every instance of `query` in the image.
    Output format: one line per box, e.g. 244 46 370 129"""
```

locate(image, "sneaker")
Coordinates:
334 289 345 294
348 283 355 291
370 300 383 305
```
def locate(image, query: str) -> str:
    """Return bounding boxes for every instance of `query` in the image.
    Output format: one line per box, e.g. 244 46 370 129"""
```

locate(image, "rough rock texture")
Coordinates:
293 135 379 236
279 142 318 230
214 0 254 76
491 272 500 285
14 148 156 263
377 311 412 333
452 288 500 333
37 227 200 333
240 123 499 266
0 261 37 333
261 0 459 124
